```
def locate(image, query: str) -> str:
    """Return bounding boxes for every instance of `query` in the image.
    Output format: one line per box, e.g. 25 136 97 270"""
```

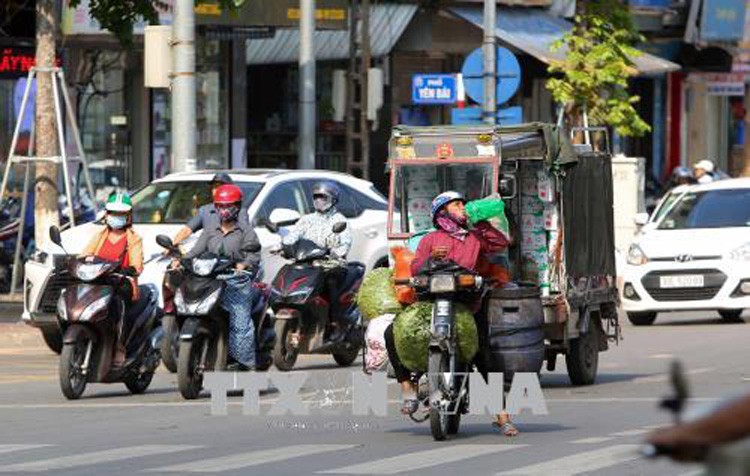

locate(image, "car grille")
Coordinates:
39 273 75 313
641 269 726 303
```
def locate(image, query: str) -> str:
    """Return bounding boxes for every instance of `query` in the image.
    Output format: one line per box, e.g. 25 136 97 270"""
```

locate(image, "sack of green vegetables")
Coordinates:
393 301 478 372
357 268 403 321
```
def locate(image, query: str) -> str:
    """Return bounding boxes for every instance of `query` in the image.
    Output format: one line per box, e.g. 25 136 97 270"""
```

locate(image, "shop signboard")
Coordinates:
412 74 457 105
0 47 61 79
700 0 745 42
63 0 347 35
450 106 523 126
704 73 747 95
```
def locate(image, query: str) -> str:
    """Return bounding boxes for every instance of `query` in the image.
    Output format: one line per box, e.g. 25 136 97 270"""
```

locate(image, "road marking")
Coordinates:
649 354 674 359
319 444 525 475
609 429 650 437
640 424 668 430
496 445 640 475
677 470 704 476
0 445 200 472
570 437 614 444
633 367 714 384
0 445 52 455
150 444 359 472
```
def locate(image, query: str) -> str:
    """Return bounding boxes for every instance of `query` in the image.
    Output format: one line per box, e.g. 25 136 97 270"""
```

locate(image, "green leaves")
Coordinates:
546 0 650 137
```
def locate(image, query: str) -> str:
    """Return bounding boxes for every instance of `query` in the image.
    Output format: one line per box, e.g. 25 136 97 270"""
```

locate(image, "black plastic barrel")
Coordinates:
486 285 545 378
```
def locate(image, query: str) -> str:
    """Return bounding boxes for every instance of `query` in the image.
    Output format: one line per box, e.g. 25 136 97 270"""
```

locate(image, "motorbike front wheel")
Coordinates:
273 319 299 371
124 371 154 394
428 350 461 441
177 331 209 400
59 336 90 400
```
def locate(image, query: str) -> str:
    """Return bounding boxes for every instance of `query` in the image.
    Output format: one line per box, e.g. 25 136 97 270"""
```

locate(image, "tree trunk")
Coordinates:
34 0 60 249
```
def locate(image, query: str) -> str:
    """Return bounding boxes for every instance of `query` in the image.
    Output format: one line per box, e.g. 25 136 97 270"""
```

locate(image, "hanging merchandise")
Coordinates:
537 170 554 203
543 204 559 231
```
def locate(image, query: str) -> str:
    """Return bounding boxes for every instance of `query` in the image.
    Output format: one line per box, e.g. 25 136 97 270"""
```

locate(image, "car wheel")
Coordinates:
626 312 657 326
719 309 744 323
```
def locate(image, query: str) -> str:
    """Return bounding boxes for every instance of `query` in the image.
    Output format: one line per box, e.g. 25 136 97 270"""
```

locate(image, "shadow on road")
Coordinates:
653 317 745 326
386 422 572 438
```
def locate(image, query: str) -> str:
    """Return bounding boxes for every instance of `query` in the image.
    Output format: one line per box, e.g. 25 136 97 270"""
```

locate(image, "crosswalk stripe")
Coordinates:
0 445 52 455
496 445 641 476
319 444 525 475
609 429 650 437
0 445 200 472
570 437 615 444
149 444 359 473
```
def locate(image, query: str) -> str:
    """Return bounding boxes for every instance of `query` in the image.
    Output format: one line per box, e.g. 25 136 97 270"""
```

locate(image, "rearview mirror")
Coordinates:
156 234 175 250
268 208 301 227
499 175 517 200
332 222 347 234
49 226 62 247
634 213 650 227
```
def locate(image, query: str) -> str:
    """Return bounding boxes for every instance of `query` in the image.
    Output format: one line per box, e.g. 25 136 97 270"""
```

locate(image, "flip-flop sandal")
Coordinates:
400 399 419 415
492 420 519 437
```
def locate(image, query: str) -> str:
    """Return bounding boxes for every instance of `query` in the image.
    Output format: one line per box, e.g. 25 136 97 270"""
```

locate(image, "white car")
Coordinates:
622 178 750 325
23 169 391 352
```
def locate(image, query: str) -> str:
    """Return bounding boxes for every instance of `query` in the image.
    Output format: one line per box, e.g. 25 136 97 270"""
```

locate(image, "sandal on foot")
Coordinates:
400 399 419 415
493 420 519 437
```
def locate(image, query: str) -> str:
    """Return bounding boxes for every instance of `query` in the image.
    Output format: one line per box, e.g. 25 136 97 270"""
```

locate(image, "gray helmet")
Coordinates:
312 181 340 204
211 172 233 185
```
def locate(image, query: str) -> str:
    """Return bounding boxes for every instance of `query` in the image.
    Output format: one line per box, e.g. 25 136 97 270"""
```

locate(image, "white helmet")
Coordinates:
694 160 715 173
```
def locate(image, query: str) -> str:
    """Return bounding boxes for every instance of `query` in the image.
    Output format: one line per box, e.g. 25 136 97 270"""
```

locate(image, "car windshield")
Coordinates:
657 188 750 230
130 181 263 224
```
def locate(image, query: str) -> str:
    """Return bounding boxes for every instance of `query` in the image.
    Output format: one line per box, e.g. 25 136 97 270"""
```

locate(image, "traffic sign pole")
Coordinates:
482 0 496 124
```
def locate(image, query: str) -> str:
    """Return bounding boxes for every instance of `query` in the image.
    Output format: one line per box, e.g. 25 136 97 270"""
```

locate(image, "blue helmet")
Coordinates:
671 166 692 179
312 181 340 204
431 191 465 219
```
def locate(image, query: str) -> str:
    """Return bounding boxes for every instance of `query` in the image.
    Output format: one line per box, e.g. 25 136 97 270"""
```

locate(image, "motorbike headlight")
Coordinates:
430 275 455 293
56 291 67 320
728 242 750 261
175 287 221 315
192 258 218 277
75 263 107 282
79 295 110 321
626 244 648 266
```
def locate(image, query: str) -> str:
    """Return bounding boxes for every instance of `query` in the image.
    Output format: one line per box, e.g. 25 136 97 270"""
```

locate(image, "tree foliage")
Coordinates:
68 0 238 46
546 0 650 137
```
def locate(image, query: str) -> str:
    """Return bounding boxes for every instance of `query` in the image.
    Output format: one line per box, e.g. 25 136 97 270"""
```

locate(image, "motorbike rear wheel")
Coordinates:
428 350 460 441
273 319 299 371
332 342 361 367
124 371 154 394
178 331 209 400
160 314 179 373
59 337 89 400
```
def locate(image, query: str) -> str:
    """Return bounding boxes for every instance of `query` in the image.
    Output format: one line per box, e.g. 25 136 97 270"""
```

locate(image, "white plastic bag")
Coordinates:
364 314 396 374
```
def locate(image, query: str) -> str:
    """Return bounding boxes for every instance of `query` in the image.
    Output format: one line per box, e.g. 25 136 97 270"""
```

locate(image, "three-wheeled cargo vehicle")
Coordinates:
385 122 620 386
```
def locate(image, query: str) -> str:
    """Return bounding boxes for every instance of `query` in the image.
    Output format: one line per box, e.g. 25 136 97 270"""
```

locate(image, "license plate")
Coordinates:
659 275 704 288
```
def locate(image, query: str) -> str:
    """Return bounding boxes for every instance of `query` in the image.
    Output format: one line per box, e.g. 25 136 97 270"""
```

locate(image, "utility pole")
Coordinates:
299 0 316 170
33 0 60 250
172 0 197 173
483 0 496 125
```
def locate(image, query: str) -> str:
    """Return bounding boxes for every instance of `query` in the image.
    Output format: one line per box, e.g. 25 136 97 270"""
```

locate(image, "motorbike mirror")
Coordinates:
332 222 347 234
156 234 175 251
499 175 517 200
49 226 62 247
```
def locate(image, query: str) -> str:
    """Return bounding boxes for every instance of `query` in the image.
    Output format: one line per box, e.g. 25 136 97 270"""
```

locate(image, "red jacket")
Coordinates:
411 221 509 275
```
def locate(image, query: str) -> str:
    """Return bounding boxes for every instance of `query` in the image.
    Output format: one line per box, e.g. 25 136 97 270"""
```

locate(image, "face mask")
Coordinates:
314 196 333 213
106 214 127 230
218 205 240 222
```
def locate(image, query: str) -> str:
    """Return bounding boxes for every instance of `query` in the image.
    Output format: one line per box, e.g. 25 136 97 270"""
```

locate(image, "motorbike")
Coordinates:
643 360 750 475
49 226 163 400
155 235 275 400
266 221 364 371
159 266 182 373
394 261 486 441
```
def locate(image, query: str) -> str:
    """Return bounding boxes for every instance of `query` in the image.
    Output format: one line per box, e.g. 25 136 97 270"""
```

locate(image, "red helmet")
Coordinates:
213 184 242 205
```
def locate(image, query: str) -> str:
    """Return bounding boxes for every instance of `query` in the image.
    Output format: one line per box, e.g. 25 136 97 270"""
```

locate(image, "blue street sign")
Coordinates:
451 106 523 126
701 0 744 42
461 47 521 105
412 74 457 105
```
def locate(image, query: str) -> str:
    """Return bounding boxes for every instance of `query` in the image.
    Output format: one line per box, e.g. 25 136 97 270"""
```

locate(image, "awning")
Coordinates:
450 6 680 76
246 4 417 65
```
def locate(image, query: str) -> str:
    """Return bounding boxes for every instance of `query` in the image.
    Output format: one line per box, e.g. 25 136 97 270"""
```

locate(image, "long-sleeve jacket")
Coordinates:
282 209 352 259
185 222 261 268
411 221 508 275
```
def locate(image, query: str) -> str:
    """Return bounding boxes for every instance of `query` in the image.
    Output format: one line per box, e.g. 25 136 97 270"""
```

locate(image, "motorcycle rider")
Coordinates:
666 166 696 190
81 192 144 368
171 172 249 247
648 393 750 462
280 181 353 340
182 184 261 371
693 160 716 185
384 191 518 436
